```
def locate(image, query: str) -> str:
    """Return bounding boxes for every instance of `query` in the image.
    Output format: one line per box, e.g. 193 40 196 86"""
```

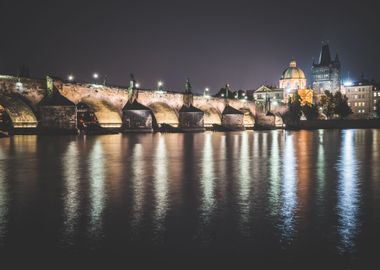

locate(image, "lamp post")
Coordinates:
204 87 210 97
93 73 99 84
157 81 164 92
68 75 74 82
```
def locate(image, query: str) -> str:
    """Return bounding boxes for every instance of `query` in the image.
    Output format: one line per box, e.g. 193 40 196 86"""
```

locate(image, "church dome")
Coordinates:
281 60 306 80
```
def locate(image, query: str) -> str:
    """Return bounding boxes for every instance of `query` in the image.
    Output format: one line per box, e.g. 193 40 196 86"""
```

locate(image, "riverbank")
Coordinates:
287 119 380 130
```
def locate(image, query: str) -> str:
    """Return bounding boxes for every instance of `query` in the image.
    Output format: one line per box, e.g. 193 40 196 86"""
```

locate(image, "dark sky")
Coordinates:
1 0 379 94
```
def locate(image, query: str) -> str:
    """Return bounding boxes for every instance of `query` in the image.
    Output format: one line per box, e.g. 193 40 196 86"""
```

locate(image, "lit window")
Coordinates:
354 102 357 106
363 102 365 106
355 95 358 99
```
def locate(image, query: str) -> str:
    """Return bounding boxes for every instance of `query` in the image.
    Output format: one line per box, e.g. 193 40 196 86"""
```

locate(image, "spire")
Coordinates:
289 59 297 68
319 43 332 65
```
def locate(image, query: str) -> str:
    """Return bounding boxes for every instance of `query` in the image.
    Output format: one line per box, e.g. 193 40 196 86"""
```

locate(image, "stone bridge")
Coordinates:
0 75 260 133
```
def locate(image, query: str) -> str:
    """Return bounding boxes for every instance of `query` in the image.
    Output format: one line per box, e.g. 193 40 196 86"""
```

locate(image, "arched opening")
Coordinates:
239 108 255 128
77 102 100 131
0 94 37 133
80 98 122 129
147 102 179 128
0 104 12 131
198 105 221 127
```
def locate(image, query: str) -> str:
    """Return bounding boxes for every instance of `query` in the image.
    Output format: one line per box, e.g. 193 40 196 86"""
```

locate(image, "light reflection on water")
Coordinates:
62 141 80 243
131 143 145 232
0 130 379 265
238 132 250 234
200 132 216 221
153 134 169 235
280 133 297 243
88 140 106 238
337 130 360 253
0 145 7 243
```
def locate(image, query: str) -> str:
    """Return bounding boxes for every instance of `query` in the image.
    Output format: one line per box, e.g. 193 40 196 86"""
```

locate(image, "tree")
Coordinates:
319 90 335 119
334 91 352 119
302 103 319 120
288 91 302 120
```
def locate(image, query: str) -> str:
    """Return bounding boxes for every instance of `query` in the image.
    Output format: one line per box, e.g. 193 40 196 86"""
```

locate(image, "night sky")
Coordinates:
1 0 379 94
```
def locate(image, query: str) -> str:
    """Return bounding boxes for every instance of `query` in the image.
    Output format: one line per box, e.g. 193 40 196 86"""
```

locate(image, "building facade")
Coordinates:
341 81 378 119
312 43 341 94
278 60 313 105
253 85 284 112
279 60 307 101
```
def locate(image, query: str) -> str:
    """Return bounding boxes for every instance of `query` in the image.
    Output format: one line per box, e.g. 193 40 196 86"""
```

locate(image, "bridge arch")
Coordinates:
198 104 222 127
0 94 37 131
147 102 179 127
238 108 255 128
80 98 122 128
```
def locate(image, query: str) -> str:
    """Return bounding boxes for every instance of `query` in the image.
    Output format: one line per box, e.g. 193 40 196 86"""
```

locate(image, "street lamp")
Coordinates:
135 83 140 88
93 73 99 80
68 75 74 82
157 81 164 93
204 87 210 97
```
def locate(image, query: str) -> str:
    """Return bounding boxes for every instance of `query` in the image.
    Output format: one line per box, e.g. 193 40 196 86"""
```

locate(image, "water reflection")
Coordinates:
238 132 250 233
200 132 216 220
153 135 169 234
0 145 7 243
281 133 297 242
269 131 281 216
131 143 145 231
88 140 106 238
62 141 80 243
316 130 326 210
337 130 360 253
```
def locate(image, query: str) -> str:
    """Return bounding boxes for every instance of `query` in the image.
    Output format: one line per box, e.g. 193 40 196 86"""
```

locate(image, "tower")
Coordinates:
312 43 341 94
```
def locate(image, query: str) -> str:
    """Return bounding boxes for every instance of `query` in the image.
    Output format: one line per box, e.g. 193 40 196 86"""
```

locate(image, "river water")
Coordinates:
0 130 379 268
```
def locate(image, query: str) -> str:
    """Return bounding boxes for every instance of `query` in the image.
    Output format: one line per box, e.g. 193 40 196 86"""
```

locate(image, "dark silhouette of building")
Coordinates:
312 43 341 94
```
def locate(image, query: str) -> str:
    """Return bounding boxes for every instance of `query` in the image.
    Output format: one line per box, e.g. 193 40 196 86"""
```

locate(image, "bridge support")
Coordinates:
122 101 153 133
221 105 245 131
178 106 205 132
38 78 78 134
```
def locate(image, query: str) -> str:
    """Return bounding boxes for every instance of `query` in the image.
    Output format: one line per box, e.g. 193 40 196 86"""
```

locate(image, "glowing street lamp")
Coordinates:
135 83 140 88
68 75 74 82
204 87 210 97
157 81 164 93
93 73 99 80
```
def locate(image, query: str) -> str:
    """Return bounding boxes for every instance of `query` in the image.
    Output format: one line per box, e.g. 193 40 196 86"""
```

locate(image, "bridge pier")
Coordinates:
178 106 205 132
221 105 245 131
122 101 153 133
38 79 78 134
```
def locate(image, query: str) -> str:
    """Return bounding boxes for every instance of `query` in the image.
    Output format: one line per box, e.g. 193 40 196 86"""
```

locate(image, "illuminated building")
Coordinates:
312 43 341 94
279 60 313 104
341 80 378 119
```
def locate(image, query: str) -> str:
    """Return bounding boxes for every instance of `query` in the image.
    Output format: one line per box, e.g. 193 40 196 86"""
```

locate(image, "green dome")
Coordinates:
281 60 306 80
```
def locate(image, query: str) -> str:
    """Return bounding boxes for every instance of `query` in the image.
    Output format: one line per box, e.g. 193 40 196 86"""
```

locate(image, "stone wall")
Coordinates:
179 111 204 129
39 106 77 132
122 110 153 132
222 114 244 130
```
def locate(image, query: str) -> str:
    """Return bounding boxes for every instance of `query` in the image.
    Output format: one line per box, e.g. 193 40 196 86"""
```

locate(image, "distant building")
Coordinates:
312 43 341 94
279 60 307 101
341 80 378 119
278 59 313 105
253 85 284 112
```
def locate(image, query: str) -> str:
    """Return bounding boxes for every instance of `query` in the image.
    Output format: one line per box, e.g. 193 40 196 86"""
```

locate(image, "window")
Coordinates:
355 95 358 99
354 102 357 106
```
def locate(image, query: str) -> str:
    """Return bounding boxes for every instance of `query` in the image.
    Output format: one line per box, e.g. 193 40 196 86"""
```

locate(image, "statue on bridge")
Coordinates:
183 78 193 107
128 73 138 104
